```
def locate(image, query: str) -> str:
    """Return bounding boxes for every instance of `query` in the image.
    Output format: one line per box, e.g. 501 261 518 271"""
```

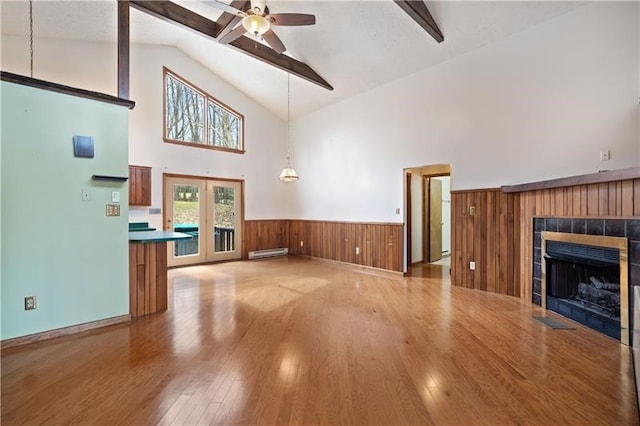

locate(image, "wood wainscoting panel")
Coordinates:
244 220 289 255
287 220 403 272
453 177 640 301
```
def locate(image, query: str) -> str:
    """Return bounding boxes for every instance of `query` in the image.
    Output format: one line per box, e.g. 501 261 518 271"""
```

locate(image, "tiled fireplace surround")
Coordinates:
532 217 640 344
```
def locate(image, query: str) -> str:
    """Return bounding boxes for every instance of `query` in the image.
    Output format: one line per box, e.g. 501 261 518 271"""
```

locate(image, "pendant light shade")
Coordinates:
279 73 299 183
279 166 299 182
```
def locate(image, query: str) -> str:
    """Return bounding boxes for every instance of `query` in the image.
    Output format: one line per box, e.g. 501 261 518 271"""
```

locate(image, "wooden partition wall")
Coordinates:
244 219 404 272
450 168 640 301
450 189 521 297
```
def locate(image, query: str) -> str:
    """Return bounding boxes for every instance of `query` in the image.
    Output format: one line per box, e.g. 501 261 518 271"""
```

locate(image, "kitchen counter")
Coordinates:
128 231 191 243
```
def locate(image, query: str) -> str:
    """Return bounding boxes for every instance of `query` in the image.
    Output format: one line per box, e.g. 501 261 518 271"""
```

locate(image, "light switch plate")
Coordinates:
106 204 120 216
111 191 120 203
82 188 91 201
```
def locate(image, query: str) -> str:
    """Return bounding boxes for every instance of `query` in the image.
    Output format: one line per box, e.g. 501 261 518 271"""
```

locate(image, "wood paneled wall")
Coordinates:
451 177 640 300
243 220 289 254
243 220 404 272
450 189 520 297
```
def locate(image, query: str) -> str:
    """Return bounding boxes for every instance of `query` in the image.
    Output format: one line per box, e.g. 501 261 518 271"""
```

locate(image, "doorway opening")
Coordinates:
404 164 452 275
163 174 243 267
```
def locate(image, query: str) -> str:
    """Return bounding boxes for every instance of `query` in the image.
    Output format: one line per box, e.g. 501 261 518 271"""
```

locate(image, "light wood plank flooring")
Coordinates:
2 257 638 425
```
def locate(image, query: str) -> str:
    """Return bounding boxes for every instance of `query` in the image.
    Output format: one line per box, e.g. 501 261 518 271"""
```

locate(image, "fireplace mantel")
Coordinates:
502 167 640 193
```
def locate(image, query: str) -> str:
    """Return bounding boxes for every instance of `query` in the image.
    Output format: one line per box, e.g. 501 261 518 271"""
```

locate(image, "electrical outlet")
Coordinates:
300 241 304 247
600 150 611 161
469 261 476 270
25 296 36 310
356 247 360 255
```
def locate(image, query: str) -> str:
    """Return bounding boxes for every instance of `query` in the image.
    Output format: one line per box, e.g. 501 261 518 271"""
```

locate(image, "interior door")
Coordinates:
429 178 443 262
164 176 242 267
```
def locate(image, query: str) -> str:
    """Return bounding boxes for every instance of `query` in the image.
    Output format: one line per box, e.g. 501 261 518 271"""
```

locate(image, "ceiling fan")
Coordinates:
211 0 316 54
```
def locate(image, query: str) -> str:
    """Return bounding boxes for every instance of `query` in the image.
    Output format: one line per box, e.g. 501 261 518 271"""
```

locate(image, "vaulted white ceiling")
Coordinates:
1 1 586 119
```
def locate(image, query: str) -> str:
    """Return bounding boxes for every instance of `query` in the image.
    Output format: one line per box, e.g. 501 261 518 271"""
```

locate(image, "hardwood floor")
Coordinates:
2 257 638 425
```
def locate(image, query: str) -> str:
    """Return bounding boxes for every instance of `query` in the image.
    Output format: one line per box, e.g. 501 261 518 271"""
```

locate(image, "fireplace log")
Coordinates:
577 283 620 308
589 276 620 291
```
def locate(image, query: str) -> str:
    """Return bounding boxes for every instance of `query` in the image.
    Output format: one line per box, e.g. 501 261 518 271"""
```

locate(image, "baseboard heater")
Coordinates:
248 248 289 260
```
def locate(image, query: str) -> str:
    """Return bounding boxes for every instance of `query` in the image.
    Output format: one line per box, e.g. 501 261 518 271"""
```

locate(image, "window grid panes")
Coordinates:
164 69 244 152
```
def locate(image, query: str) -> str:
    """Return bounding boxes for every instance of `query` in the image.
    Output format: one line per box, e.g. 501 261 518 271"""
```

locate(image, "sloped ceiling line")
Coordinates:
129 0 333 90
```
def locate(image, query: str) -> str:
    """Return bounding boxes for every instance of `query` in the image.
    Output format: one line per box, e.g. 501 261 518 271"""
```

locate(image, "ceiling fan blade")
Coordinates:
217 15 243 40
262 29 286 54
218 24 247 44
268 13 315 26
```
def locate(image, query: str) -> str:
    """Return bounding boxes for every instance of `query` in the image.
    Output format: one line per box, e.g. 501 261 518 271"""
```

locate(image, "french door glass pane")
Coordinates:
213 185 235 253
173 184 199 257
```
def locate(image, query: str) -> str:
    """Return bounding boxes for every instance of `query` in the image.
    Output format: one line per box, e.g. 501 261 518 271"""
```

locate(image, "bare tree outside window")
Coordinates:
166 74 205 143
208 103 240 148
164 68 244 152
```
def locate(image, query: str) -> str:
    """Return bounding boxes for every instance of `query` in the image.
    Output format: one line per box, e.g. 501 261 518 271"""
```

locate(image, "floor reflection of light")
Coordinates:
236 278 328 312
278 351 300 384
170 276 202 355
213 281 236 341
424 372 440 389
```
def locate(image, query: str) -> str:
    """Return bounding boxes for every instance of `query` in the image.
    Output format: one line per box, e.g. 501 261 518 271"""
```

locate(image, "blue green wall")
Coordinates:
1 81 129 340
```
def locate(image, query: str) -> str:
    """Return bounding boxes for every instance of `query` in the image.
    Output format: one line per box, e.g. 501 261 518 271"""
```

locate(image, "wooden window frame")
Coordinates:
163 67 245 154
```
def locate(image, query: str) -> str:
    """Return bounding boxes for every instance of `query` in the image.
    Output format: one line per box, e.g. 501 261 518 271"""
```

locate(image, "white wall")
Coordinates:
126 45 290 228
291 2 640 223
410 172 422 263
1 37 290 230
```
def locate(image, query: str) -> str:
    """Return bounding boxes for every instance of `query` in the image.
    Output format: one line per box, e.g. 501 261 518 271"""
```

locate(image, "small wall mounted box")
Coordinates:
73 135 95 158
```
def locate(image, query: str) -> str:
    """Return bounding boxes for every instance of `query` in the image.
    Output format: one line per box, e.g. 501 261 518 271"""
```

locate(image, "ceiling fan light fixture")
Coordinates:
242 14 270 36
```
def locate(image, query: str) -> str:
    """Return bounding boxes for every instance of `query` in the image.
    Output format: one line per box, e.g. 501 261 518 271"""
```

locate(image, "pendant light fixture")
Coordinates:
279 73 299 182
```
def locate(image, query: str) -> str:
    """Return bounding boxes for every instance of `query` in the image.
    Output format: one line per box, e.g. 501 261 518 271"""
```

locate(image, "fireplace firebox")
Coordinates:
541 231 629 344
545 240 621 340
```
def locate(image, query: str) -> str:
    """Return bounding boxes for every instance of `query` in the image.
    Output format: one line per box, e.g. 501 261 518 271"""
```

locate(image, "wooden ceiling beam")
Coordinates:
394 0 444 43
129 1 333 90
117 0 130 99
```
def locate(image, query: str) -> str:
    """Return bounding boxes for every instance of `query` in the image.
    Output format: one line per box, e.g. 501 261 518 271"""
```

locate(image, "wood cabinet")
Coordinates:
129 165 151 206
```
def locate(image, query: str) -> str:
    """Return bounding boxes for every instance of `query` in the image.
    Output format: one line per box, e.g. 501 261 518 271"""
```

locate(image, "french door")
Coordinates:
164 175 242 267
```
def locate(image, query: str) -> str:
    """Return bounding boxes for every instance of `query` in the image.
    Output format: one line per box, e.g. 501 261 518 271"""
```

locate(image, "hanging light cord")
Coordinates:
286 73 291 164
29 0 34 77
